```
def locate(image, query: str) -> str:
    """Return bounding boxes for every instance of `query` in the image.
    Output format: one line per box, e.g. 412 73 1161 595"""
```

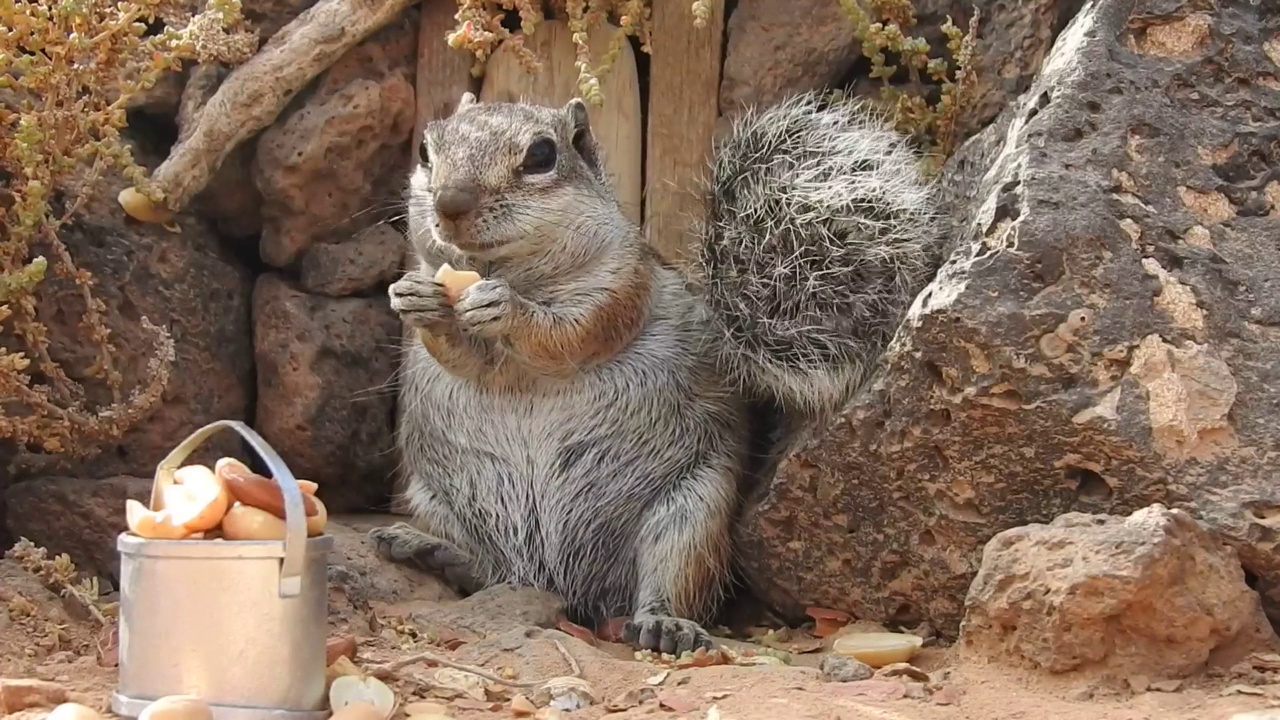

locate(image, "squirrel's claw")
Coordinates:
389 270 453 332
454 278 516 338
622 615 715 655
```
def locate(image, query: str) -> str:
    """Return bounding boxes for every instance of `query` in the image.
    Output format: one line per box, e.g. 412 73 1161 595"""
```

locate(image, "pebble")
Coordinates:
820 653 874 683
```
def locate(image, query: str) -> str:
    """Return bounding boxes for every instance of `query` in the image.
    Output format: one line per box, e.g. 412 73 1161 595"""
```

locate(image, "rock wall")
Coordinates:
2 7 420 555
4 0 1119 607
737 0 1280 637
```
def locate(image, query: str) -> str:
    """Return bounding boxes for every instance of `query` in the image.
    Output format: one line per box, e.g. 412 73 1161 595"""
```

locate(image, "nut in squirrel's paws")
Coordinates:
623 615 715 655
455 278 516 337
389 270 452 331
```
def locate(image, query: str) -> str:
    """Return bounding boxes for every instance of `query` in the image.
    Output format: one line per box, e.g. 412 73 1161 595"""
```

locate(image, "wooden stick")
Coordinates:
642 0 727 264
122 0 416 220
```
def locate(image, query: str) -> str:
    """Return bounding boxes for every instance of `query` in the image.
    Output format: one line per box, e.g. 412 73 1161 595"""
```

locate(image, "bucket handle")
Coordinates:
150 419 308 598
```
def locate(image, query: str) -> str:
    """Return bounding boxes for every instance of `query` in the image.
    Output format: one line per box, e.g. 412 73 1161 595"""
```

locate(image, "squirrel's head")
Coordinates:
408 93 620 264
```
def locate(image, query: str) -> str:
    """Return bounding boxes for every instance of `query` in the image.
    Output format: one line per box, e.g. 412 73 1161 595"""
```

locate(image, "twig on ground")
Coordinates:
368 637 580 688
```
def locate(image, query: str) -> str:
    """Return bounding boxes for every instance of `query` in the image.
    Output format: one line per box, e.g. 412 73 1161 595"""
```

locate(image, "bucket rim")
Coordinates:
116 530 334 558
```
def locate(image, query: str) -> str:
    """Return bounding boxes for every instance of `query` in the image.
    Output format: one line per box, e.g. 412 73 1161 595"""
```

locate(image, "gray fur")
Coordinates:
372 91 941 653
698 93 943 418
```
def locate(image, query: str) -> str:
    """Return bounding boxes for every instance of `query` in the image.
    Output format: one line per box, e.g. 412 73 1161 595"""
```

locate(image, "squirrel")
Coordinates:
368 90 942 655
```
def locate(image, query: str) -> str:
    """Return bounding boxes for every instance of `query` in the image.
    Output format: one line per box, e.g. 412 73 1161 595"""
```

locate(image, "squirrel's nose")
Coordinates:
435 183 480 221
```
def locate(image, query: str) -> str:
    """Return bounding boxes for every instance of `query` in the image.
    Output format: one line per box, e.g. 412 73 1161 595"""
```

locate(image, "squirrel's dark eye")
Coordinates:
418 140 431 166
521 138 557 175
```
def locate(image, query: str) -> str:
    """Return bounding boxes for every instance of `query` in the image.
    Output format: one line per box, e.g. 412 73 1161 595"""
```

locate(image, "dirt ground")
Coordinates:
4 519 1280 720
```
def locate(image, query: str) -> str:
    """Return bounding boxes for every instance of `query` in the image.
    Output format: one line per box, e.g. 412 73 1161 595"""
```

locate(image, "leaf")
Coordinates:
555 613 598 647
644 670 670 686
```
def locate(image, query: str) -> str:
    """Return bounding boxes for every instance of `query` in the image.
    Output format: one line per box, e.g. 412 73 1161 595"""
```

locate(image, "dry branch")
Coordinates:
119 0 416 221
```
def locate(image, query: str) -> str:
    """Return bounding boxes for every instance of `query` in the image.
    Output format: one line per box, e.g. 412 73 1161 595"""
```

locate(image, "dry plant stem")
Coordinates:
369 638 581 688
146 0 416 213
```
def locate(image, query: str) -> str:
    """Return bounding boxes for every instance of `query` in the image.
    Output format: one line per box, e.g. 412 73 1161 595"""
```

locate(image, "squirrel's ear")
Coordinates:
453 92 478 115
563 98 601 174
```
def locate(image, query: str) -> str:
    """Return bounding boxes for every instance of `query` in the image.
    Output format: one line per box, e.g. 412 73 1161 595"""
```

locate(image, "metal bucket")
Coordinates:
111 420 334 720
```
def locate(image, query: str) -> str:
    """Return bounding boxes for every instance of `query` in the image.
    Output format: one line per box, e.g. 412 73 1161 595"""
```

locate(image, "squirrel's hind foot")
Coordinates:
622 615 715 655
367 522 483 595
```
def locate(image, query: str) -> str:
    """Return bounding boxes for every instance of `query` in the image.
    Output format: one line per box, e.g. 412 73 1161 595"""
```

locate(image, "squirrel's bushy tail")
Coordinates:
695 92 944 419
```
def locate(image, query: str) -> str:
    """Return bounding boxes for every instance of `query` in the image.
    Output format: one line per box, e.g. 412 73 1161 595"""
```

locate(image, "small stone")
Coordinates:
1126 675 1150 693
0 678 69 713
510 694 537 716
903 683 927 699
1149 679 1183 692
820 653 874 682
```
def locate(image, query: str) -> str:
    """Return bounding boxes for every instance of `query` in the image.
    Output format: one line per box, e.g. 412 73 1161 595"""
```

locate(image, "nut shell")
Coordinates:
138 696 213 720
219 503 288 541
125 499 189 540
215 457 319 519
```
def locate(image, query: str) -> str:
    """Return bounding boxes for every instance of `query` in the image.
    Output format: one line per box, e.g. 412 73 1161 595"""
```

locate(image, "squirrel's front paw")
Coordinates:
455 278 517 338
389 271 452 332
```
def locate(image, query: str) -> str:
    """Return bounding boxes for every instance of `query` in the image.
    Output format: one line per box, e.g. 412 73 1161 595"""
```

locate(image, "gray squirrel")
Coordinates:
368 90 941 654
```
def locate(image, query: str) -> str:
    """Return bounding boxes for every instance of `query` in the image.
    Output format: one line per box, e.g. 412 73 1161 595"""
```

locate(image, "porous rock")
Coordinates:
821 653 875 683
5 476 151 583
736 0 1280 636
255 11 417 268
252 274 400 512
1 168 254 482
960 505 1275 677
719 0 862 117
299 222 406 297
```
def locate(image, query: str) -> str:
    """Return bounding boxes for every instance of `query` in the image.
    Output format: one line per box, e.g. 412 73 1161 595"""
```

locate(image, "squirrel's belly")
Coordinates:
398 342 724 614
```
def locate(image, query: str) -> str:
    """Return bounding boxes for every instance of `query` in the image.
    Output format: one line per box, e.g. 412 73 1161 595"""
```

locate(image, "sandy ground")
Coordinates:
4 523 1280 720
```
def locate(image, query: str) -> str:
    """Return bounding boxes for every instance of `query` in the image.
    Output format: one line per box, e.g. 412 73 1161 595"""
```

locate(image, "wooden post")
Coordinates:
413 0 480 148
479 20 644 226
391 0 478 516
643 0 727 264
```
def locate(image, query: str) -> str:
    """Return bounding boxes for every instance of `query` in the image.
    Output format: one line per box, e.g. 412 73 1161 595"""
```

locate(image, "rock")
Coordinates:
719 0 861 117
5 477 150 582
252 275 400 512
736 0 1280 636
820 653 874 683
254 12 416 268
2 167 254 482
720 0 1080 140
245 0 323 41
124 68 187 118
299 223 406 297
0 679 67 713
941 0 1088 141
960 505 1276 677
